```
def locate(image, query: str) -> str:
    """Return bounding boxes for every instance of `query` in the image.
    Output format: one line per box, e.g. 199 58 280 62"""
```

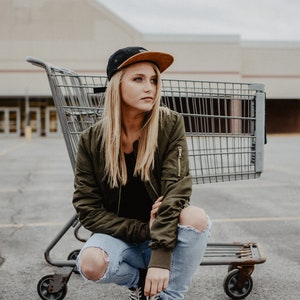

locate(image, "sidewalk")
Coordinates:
0 135 300 299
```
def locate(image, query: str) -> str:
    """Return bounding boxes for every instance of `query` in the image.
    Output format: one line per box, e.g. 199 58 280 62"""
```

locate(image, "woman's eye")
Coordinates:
132 77 157 84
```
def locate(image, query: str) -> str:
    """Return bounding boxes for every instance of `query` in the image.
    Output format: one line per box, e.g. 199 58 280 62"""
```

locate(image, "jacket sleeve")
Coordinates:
148 111 192 269
73 128 150 242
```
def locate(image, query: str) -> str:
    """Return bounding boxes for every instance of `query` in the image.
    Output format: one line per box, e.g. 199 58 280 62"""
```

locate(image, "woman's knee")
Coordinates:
80 247 109 281
179 206 208 232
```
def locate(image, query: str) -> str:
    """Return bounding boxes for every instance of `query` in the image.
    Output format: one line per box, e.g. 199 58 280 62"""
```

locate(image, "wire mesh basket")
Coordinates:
160 79 265 184
27 57 265 184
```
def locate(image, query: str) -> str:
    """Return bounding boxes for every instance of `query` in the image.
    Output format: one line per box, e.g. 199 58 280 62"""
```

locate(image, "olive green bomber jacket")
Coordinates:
73 108 192 270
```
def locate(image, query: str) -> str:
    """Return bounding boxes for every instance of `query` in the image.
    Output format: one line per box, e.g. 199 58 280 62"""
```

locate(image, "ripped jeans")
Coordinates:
76 218 211 300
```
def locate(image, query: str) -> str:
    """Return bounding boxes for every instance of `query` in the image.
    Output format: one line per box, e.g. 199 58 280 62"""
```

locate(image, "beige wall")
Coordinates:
143 35 242 82
0 0 141 95
241 42 300 98
1 0 300 99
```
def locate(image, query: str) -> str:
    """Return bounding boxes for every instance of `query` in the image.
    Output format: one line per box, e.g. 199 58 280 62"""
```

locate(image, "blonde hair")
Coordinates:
101 64 162 188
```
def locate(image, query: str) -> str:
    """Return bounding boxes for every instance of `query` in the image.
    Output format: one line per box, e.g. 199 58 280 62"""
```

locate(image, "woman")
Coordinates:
73 46 211 300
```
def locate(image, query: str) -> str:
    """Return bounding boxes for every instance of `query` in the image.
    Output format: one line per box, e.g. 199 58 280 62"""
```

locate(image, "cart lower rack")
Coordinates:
27 56 266 300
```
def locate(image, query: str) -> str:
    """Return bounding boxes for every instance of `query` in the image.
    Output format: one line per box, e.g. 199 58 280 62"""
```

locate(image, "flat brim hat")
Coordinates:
106 46 174 80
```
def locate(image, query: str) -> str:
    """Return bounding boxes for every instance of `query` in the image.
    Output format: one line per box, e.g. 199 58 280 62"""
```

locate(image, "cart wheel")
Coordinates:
67 249 80 274
223 269 253 299
228 264 238 272
37 274 67 300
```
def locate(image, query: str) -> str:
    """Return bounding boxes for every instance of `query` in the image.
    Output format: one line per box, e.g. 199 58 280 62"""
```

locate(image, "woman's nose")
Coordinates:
144 80 154 92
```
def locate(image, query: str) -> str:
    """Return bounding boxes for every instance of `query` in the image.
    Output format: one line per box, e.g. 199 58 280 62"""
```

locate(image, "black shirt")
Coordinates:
118 152 153 222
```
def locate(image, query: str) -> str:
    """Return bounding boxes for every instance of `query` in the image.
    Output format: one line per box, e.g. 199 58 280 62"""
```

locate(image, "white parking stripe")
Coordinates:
0 142 25 156
0 222 64 228
1 216 299 229
213 216 300 222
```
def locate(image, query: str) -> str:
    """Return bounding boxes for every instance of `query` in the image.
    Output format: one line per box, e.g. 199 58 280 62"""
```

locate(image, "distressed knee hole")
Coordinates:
179 206 208 232
80 247 109 281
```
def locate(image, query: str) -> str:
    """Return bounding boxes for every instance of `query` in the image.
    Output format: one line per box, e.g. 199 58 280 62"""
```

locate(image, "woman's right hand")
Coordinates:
149 196 163 229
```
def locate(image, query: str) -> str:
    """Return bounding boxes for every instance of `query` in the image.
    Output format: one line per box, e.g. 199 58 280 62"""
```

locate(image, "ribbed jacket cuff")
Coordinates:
148 248 172 270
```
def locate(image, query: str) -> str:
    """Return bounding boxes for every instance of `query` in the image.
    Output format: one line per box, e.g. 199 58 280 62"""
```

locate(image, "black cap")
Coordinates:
106 46 174 80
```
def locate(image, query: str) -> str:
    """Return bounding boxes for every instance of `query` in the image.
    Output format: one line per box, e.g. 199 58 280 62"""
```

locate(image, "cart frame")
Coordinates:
27 56 266 300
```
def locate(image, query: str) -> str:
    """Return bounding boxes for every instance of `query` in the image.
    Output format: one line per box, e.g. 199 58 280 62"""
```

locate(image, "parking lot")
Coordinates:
1 135 300 299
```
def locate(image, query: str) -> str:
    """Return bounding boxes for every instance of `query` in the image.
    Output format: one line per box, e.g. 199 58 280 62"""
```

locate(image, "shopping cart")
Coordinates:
27 56 266 300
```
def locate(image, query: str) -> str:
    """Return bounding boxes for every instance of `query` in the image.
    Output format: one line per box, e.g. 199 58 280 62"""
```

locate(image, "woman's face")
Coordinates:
120 62 158 115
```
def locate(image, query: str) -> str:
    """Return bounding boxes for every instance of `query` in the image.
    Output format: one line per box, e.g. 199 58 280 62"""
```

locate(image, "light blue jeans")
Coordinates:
77 218 211 300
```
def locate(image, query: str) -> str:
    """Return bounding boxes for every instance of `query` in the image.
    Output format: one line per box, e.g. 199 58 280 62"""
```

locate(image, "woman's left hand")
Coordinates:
149 196 163 229
144 267 169 297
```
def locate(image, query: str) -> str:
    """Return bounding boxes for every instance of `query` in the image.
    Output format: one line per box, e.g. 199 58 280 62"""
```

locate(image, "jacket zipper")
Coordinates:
177 145 182 177
117 187 121 216
148 178 160 199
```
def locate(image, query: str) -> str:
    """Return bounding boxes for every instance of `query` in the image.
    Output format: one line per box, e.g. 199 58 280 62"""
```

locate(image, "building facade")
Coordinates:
1 0 300 137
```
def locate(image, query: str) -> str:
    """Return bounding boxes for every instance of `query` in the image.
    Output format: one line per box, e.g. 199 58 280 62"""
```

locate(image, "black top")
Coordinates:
118 152 153 222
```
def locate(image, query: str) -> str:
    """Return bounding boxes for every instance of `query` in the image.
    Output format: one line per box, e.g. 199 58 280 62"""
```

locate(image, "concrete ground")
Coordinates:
0 135 299 299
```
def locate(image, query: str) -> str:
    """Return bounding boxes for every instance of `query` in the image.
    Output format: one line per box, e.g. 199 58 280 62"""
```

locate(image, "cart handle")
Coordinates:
26 56 55 76
26 56 78 76
26 56 49 70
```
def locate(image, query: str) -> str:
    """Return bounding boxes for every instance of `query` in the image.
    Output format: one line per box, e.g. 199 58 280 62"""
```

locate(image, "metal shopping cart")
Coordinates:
27 56 266 300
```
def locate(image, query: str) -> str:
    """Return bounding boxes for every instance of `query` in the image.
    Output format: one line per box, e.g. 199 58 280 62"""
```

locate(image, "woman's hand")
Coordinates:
147 197 167 296
144 267 169 297
149 196 163 229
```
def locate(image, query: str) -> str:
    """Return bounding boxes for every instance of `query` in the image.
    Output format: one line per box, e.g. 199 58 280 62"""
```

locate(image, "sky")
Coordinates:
97 0 300 41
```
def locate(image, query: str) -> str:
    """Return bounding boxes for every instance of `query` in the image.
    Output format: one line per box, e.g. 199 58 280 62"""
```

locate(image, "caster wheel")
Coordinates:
227 265 236 273
223 269 253 299
67 249 80 274
228 264 238 272
37 274 67 300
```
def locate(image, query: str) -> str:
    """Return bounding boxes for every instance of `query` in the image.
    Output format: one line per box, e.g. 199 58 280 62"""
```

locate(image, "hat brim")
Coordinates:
117 51 174 73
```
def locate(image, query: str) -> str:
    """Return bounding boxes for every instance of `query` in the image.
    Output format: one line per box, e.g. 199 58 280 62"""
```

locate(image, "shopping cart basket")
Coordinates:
27 56 266 300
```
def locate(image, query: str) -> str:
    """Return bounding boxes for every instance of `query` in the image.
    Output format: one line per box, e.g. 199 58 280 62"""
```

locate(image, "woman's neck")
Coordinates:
121 116 143 154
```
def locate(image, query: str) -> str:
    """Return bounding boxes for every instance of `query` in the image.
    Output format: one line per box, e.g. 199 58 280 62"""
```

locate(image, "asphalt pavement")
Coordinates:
0 135 300 300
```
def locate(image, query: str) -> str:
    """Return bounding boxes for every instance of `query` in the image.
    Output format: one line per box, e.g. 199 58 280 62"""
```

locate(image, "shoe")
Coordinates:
148 295 160 300
129 269 147 300
129 286 145 300
129 289 160 300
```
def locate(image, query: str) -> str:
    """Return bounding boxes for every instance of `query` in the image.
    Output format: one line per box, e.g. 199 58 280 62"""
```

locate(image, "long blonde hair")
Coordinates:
101 64 162 188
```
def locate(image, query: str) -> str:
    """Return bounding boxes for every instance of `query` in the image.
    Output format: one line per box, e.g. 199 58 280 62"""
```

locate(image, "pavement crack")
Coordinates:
0 254 5 267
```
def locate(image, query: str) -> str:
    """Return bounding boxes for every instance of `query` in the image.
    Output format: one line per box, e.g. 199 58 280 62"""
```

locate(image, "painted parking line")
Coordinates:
0 142 26 156
1 216 299 229
0 222 64 228
213 216 300 223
